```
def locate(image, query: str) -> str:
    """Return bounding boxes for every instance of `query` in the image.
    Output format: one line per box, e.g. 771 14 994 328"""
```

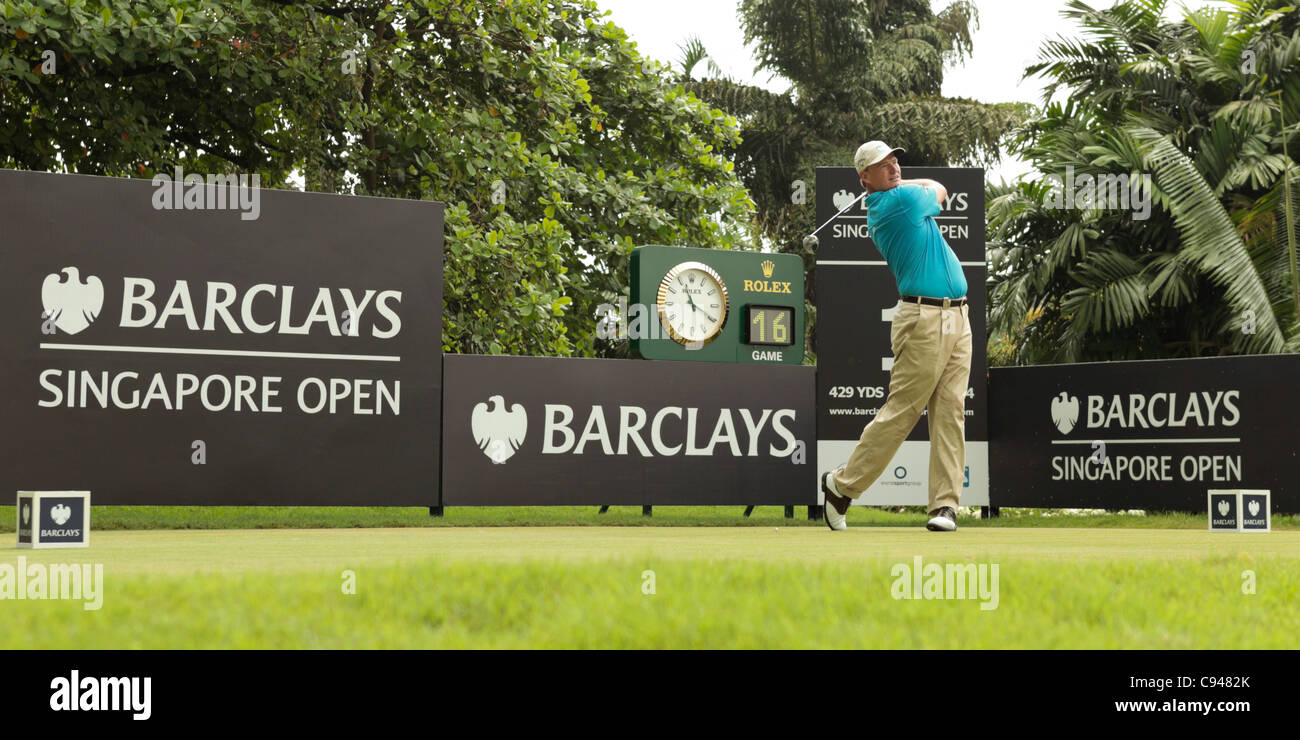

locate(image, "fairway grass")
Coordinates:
4 527 1297 649
1 505 1294 531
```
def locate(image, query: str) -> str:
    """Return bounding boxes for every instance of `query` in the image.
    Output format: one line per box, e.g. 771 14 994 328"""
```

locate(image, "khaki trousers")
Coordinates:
832 299 972 513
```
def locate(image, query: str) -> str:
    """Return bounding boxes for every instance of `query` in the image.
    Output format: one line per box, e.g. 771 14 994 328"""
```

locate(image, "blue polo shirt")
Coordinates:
866 183 967 299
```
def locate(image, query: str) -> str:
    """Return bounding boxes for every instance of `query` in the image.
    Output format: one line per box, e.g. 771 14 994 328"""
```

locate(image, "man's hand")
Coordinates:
901 178 947 208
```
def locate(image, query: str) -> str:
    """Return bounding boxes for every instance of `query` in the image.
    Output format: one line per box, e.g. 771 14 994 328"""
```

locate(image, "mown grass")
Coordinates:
5 552 1295 649
0 505 1294 531
3 527 1297 649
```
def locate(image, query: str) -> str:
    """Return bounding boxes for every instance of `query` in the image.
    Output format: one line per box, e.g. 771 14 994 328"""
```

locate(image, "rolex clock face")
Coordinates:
656 261 729 346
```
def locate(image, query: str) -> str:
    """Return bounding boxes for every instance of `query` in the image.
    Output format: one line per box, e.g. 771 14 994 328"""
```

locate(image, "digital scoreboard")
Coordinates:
629 245 805 365
745 305 794 346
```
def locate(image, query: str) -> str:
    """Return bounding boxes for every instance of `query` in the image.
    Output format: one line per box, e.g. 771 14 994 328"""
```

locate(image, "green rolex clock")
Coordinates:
629 245 805 364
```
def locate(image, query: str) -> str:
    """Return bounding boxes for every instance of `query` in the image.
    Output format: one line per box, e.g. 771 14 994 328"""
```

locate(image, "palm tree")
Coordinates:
987 0 1300 364
677 35 725 82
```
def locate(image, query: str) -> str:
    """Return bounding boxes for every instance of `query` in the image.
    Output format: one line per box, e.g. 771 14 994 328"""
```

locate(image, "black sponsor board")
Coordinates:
814 166 987 502
0 170 442 506
990 356 1297 512
441 354 815 505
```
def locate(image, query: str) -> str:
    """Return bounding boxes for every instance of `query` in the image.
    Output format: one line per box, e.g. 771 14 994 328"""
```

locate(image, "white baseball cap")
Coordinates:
854 140 905 172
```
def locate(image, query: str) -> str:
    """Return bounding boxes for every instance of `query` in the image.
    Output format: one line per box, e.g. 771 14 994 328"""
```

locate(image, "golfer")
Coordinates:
821 140 972 532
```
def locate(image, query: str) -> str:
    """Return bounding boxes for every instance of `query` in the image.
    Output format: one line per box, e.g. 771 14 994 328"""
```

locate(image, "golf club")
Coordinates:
803 189 870 251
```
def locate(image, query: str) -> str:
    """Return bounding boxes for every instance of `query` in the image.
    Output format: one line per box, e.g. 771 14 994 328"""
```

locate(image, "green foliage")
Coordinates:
0 0 756 357
988 0 1300 363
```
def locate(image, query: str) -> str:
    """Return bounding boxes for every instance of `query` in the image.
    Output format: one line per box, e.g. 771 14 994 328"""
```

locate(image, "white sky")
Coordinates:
596 0 1191 183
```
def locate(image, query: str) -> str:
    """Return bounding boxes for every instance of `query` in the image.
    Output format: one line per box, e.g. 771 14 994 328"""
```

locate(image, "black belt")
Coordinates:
901 295 967 307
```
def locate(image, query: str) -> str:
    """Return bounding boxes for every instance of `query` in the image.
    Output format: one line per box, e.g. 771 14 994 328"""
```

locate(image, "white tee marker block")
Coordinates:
1239 490 1270 532
16 491 90 548
1207 489 1270 532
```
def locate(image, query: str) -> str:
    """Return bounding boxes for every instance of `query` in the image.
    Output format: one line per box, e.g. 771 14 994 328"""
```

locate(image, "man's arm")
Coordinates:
901 178 947 208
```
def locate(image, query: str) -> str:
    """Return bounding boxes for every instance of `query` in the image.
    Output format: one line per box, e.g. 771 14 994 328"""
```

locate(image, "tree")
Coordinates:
677 0 1029 360
1 0 756 357
987 0 1300 364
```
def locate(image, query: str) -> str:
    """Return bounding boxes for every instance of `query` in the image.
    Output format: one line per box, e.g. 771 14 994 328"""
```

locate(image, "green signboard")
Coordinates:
629 245 805 365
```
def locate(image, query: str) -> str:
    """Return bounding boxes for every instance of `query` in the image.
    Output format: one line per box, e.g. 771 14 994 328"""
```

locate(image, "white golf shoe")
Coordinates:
926 507 957 532
821 471 851 531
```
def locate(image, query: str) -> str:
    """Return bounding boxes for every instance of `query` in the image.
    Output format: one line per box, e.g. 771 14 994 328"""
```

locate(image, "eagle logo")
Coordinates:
1248 500 1260 517
42 267 104 335
21 503 30 526
832 189 857 211
1050 391 1080 435
1217 499 1230 517
51 503 72 526
471 395 527 464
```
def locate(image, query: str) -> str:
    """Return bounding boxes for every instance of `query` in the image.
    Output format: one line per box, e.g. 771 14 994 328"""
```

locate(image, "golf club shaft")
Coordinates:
809 189 869 238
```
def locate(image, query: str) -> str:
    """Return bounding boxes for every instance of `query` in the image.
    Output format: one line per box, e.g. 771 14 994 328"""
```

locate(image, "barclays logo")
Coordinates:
1051 391 1080 435
471 395 527 464
42 267 104 335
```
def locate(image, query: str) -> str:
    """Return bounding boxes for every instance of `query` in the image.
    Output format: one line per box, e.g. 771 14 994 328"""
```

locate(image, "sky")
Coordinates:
596 0 1190 183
